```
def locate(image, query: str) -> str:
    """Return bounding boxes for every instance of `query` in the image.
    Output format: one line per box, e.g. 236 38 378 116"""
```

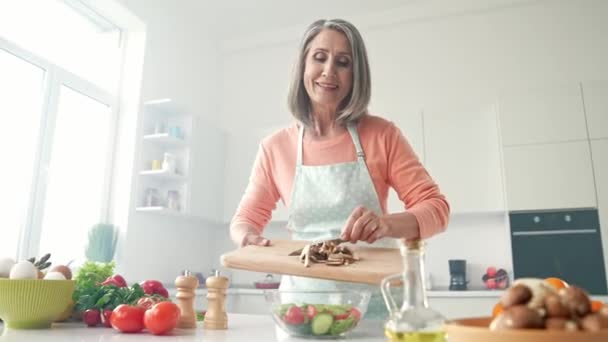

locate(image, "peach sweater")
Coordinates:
231 115 450 239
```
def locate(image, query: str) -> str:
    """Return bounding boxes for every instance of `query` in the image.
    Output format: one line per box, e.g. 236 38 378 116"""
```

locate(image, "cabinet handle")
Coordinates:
512 229 596 236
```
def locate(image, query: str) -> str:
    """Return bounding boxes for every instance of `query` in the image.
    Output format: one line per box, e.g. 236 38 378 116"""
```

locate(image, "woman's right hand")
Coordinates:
231 223 271 247
241 233 271 247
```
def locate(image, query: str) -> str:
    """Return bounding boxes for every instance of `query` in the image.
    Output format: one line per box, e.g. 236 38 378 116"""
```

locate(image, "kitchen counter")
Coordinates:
0 314 386 341
168 284 507 297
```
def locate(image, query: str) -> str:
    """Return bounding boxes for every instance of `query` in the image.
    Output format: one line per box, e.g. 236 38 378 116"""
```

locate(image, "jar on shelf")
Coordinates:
167 190 181 211
162 152 177 174
144 188 161 207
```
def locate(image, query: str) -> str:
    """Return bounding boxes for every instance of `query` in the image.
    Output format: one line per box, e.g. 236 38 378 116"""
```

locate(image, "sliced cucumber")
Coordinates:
329 317 355 336
311 313 334 335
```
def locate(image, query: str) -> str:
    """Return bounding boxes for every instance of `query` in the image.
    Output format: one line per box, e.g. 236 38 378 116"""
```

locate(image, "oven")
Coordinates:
510 208 607 295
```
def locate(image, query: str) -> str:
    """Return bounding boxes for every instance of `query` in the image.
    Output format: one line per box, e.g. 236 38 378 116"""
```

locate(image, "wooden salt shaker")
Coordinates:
175 270 199 329
204 270 229 330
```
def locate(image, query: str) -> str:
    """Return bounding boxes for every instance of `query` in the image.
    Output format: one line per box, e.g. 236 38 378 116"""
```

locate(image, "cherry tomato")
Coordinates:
283 305 305 325
143 302 180 335
306 305 318 320
110 304 146 333
349 308 362 321
334 312 350 320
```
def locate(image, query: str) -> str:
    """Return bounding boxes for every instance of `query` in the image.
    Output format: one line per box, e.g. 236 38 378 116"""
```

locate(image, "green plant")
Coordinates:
85 223 118 263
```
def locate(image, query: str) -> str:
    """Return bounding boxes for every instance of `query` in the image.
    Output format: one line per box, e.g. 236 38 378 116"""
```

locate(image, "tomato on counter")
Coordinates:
110 305 146 333
144 302 180 335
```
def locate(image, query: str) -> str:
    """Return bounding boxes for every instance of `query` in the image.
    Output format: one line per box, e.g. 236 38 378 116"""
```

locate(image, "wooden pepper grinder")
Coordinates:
204 270 229 330
175 270 199 329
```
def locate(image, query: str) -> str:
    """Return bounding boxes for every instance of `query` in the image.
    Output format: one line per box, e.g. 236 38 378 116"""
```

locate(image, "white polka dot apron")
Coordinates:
279 123 398 320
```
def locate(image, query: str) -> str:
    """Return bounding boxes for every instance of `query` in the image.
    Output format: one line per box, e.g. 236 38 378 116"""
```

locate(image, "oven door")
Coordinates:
510 209 607 295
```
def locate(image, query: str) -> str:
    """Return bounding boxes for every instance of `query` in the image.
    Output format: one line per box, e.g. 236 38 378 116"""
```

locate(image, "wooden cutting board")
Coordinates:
221 239 402 285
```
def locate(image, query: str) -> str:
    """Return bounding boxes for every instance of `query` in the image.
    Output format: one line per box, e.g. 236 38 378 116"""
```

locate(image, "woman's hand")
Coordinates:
241 233 271 247
231 224 271 247
340 206 390 244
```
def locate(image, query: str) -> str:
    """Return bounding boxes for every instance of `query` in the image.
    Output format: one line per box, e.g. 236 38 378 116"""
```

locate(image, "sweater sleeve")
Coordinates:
385 123 450 239
230 142 281 233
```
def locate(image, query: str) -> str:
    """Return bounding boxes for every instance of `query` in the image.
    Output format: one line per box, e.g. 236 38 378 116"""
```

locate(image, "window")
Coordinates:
0 49 45 260
0 1 122 263
38 86 114 265
0 0 123 92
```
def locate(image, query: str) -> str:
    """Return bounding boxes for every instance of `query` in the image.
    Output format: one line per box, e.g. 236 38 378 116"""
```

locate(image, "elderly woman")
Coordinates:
230 18 449 319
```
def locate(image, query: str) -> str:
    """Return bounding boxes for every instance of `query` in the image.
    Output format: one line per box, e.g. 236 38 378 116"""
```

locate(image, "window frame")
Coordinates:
1 37 119 261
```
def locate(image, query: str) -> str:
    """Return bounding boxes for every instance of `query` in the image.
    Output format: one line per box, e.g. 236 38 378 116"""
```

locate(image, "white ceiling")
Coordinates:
194 0 414 40
120 0 541 42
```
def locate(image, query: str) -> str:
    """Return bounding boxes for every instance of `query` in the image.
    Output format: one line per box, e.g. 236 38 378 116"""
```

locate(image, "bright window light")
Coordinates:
38 86 112 265
0 0 122 92
0 49 45 260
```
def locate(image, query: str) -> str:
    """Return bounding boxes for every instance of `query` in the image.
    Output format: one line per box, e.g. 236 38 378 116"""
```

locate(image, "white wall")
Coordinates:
114 0 608 289
217 0 608 288
116 0 224 285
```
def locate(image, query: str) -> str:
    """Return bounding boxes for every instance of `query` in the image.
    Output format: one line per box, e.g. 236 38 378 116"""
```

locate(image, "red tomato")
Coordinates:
144 302 181 335
306 305 318 320
283 306 305 325
110 305 146 333
334 312 350 320
349 308 361 321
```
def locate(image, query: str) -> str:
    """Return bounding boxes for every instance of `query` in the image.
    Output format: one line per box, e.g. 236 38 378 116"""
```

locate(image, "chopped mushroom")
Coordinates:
293 239 360 267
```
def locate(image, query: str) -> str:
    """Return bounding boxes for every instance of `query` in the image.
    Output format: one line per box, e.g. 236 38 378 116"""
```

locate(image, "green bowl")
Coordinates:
0 279 75 329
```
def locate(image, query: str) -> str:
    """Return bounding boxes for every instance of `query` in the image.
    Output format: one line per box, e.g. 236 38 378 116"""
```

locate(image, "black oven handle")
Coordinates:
512 229 597 236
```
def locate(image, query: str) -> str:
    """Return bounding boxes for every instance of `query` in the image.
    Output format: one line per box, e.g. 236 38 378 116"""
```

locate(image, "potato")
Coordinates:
544 293 570 318
559 286 591 317
489 305 544 331
580 313 608 332
49 265 72 280
545 317 578 331
512 278 555 309
501 284 532 308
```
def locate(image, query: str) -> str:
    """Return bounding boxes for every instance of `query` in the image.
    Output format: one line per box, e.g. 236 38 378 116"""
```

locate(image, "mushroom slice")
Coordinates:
326 260 344 266
299 245 311 268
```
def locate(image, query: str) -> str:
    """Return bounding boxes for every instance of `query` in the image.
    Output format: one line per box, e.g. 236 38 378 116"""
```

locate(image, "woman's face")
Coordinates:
303 29 353 113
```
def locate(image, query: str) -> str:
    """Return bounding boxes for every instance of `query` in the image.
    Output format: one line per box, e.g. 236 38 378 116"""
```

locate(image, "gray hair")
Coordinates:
287 19 371 127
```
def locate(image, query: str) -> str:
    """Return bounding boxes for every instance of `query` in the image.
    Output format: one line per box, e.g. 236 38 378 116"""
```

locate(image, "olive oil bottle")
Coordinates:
381 240 447 342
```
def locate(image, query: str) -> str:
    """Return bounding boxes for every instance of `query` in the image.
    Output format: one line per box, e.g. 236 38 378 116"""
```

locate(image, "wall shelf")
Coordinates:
135 99 192 214
139 169 188 181
142 133 187 146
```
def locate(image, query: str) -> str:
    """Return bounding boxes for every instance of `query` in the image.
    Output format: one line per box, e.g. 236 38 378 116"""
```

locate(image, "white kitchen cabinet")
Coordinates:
498 83 588 146
591 139 608 288
583 81 608 139
503 141 596 211
423 104 505 213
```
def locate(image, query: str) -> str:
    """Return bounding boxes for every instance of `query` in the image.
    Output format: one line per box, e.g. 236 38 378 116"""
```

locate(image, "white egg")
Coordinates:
9 261 38 280
43 271 66 280
0 257 16 278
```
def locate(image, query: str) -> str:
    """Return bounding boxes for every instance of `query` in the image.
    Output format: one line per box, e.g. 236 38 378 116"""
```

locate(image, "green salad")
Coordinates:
273 303 362 337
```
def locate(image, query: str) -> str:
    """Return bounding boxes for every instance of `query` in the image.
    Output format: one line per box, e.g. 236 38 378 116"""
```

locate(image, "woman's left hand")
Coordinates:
340 206 391 244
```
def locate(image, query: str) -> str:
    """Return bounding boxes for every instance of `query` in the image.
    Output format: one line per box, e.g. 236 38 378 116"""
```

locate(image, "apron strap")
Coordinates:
346 124 365 161
298 124 364 165
296 124 304 166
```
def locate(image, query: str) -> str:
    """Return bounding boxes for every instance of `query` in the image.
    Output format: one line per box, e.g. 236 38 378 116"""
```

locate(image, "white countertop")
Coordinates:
0 314 386 341
169 285 507 297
